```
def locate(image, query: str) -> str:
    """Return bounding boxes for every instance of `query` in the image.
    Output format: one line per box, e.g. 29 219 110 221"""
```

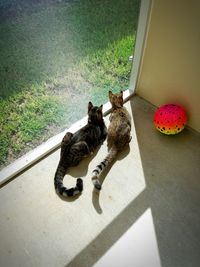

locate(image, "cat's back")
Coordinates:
81 122 102 139
110 106 131 127
108 107 131 149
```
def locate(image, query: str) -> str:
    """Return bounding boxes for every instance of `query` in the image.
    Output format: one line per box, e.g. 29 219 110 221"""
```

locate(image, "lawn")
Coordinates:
0 0 140 169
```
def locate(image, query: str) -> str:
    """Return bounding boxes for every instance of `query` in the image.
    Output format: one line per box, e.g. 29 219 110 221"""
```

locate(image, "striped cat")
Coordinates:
91 90 131 190
54 102 107 197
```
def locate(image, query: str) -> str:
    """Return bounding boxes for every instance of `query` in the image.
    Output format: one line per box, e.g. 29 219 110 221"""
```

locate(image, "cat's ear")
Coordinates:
120 90 123 96
88 102 93 111
99 104 103 111
108 91 113 98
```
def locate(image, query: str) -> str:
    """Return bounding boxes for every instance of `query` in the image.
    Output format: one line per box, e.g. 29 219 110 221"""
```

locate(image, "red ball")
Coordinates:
154 104 187 135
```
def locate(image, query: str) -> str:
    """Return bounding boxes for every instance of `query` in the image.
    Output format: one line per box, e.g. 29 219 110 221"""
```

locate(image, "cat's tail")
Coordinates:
91 146 118 191
54 165 83 197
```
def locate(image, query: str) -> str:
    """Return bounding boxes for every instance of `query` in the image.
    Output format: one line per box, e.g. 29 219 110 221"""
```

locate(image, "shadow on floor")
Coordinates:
65 96 200 267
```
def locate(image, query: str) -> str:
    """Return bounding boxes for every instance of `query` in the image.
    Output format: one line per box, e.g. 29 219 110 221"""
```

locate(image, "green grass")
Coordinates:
0 85 66 162
80 35 136 104
0 0 140 167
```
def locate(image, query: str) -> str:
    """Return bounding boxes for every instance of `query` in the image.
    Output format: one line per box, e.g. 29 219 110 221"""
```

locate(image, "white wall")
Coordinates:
136 0 200 132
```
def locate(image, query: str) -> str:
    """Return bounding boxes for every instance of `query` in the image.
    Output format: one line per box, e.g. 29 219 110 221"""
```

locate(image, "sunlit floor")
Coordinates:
0 96 200 267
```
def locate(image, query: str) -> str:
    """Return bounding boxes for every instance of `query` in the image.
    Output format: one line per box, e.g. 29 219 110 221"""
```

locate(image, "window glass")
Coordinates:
0 0 140 169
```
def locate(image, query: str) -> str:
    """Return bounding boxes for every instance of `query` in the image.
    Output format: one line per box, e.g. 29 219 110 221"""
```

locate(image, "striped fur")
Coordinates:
54 102 107 198
91 91 131 191
92 146 118 190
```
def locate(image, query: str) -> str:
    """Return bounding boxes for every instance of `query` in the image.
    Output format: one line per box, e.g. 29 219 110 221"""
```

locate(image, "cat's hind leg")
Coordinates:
71 141 91 160
60 132 73 157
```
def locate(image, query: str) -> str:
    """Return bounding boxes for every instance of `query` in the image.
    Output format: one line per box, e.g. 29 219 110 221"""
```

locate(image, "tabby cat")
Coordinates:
54 102 107 197
91 91 131 190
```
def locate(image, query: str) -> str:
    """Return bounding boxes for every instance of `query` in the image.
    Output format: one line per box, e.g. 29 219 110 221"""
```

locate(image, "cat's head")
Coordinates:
108 90 123 108
88 102 103 124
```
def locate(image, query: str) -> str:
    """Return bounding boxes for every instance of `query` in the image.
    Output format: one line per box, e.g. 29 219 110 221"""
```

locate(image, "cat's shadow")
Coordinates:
57 145 101 202
92 145 131 213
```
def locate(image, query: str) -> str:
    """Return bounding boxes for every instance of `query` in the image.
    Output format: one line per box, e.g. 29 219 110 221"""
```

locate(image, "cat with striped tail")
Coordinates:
54 102 107 198
91 90 131 191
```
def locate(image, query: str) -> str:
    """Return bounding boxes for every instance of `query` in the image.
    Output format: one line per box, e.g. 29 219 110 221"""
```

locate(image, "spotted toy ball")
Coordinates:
154 104 187 135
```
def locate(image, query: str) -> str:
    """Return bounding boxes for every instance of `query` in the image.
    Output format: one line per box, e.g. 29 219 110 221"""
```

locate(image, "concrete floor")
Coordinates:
0 96 200 267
